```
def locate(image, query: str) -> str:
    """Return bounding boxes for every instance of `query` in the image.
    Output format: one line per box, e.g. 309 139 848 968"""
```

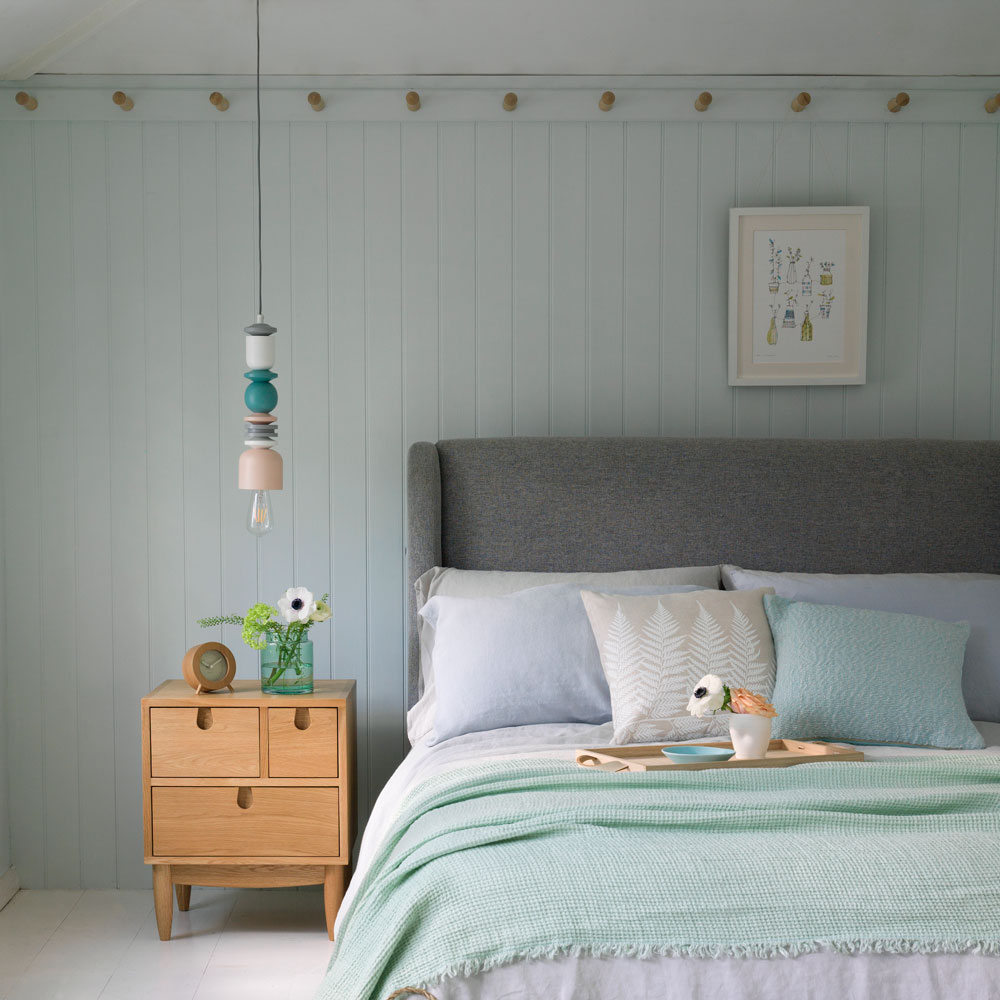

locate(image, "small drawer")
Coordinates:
268 708 339 777
151 786 339 858
150 707 259 777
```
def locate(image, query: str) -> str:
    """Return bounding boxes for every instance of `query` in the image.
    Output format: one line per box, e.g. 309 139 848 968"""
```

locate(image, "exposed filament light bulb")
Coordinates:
247 490 273 536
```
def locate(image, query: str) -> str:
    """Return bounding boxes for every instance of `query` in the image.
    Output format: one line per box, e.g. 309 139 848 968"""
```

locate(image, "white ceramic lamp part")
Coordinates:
245 333 275 369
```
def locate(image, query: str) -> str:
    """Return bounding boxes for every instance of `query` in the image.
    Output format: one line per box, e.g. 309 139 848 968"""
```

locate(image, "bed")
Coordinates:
320 437 1000 1000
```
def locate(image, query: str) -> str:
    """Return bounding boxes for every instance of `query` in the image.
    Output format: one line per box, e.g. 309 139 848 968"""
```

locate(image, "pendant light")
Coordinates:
238 0 282 535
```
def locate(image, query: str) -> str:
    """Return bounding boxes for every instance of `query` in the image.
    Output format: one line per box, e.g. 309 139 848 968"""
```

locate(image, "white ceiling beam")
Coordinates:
2 0 150 81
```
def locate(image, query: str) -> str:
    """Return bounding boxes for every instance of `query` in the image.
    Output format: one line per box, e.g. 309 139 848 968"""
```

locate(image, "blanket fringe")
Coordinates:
415 939 1000 989
386 990 438 1000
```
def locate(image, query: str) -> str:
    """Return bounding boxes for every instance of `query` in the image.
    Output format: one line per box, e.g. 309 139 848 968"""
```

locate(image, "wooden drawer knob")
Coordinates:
196 707 213 730
294 707 311 730
236 787 254 810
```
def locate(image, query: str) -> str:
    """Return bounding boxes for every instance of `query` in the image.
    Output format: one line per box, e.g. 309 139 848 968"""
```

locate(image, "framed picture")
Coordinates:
728 207 869 386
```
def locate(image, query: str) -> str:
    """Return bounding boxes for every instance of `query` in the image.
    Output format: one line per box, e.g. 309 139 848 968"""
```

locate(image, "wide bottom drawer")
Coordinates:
152 786 339 858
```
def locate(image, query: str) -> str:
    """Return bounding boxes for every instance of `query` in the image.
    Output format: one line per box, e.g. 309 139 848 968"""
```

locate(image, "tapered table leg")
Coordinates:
175 883 191 911
153 864 173 941
323 865 347 940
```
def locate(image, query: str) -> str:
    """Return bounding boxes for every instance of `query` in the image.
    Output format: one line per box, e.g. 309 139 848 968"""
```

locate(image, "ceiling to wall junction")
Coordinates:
1 0 998 81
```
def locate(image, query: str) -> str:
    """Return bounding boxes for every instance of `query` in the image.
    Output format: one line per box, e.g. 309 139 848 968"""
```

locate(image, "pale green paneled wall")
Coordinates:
1 79 999 888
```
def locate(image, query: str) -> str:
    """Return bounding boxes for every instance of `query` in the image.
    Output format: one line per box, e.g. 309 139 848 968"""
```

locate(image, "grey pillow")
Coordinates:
723 566 1000 723
408 564 721 743
418 582 707 743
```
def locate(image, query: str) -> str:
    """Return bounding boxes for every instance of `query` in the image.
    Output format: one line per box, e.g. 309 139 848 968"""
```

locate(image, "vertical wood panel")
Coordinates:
475 123 513 436
438 123 476 437
587 122 625 435
808 123 849 438
364 123 406 796
845 124 888 438
328 122 370 817
34 122 80 888
623 123 661 436
954 126 998 439
512 122 550 435
403 122 440 448
257 122 295 601
549 123 587 435
70 121 116 887
918 125 961 438
882 124 923 436
179 123 222 657
770 123 811 435
0 122 44 886
216 123 258 660
143 123 185 693
107 121 150 889
290 123 331 675
697 123 736 436
734 123 775 437
660 123 699 436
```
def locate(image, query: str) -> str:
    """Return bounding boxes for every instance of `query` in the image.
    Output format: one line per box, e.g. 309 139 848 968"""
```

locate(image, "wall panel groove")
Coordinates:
1 87 999 886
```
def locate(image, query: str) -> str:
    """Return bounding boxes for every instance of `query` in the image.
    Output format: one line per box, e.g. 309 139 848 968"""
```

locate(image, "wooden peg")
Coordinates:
887 92 910 113
502 92 518 112
985 93 1000 114
112 91 134 111
308 91 325 112
15 91 38 111
598 91 616 112
209 91 229 112
694 91 712 112
405 90 420 112
790 92 811 113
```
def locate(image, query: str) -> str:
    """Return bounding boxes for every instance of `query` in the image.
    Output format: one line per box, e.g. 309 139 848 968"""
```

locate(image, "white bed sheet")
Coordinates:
337 721 1000 1000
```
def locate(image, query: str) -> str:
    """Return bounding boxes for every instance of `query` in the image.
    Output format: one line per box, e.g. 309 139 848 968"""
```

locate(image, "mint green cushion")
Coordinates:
765 595 984 749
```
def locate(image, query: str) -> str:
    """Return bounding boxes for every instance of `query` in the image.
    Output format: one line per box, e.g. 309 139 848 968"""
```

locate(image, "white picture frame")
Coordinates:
728 206 870 386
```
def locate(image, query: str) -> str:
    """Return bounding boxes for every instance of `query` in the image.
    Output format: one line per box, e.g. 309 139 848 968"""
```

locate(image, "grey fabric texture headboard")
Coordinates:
406 436 1000 709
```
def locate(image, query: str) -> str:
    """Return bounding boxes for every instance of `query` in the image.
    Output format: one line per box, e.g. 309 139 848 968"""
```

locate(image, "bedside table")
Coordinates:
141 679 356 941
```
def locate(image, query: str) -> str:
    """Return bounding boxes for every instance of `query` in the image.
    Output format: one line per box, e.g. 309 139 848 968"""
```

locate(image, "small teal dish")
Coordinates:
661 745 735 764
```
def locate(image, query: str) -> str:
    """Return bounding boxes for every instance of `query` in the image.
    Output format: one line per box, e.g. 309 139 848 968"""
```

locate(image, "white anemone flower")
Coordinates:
686 674 725 717
277 587 316 624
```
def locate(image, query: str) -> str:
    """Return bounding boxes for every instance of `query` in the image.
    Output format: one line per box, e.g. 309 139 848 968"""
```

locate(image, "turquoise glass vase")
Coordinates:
260 638 314 694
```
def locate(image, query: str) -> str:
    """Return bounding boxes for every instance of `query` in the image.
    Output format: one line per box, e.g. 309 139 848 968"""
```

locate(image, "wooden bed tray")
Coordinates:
576 739 864 772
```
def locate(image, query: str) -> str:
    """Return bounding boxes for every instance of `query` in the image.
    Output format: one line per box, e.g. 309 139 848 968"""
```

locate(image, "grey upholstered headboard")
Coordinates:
406 437 1000 709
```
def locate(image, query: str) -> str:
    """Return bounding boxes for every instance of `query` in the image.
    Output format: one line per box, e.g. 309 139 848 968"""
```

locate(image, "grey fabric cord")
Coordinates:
405 436 1000 709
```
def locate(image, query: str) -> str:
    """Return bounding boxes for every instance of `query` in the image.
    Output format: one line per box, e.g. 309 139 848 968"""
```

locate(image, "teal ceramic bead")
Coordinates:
244 369 278 413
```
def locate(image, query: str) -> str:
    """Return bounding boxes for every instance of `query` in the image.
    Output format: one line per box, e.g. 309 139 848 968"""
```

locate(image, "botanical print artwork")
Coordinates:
753 229 846 365
600 599 774 744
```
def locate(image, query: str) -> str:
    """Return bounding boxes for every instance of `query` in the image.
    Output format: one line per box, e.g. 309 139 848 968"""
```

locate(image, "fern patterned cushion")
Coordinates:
581 587 776 744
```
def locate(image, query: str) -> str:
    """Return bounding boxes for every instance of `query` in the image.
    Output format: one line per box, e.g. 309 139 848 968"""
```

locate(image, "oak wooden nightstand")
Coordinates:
141 679 356 941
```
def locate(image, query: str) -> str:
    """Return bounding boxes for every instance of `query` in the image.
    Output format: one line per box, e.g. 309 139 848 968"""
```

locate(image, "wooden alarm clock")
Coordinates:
182 641 237 694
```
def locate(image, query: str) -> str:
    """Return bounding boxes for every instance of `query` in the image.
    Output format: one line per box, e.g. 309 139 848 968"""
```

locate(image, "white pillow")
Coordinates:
722 566 1000 723
407 564 722 744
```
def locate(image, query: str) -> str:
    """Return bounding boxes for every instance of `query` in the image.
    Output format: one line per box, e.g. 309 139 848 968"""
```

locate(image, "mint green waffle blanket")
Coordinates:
318 756 1000 1000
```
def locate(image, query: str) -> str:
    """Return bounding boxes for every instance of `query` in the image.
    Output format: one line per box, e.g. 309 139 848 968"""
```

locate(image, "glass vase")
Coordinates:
260 638 314 694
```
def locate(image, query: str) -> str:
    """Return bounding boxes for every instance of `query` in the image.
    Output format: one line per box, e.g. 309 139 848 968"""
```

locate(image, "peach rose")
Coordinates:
728 687 777 718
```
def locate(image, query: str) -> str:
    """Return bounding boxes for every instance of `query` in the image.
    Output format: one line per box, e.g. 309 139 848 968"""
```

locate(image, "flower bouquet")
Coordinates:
687 673 777 759
198 587 331 694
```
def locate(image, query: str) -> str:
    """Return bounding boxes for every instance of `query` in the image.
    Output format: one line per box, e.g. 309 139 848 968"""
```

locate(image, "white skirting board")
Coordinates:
0 866 20 911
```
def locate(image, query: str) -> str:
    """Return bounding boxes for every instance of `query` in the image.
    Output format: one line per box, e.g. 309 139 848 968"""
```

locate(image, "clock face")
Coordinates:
199 648 229 682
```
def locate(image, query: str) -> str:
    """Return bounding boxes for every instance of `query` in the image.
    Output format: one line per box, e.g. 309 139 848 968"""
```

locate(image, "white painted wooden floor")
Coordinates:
0 888 334 999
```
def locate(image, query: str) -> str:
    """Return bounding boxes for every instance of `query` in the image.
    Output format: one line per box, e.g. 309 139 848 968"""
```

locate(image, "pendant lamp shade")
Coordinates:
239 445 283 490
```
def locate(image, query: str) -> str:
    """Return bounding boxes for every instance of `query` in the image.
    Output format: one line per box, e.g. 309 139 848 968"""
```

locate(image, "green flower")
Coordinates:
242 603 278 650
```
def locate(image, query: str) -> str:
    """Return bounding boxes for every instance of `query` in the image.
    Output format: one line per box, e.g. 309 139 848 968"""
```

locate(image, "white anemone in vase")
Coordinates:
686 674 725 717
277 587 317 623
